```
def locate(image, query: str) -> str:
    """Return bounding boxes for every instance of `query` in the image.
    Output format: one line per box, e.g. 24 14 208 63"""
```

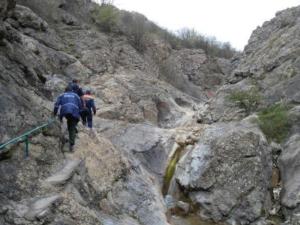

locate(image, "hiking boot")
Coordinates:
69 144 74 152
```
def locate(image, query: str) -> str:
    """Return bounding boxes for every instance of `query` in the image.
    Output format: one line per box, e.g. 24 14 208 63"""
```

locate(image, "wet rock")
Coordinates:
176 201 190 214
164 195 176 209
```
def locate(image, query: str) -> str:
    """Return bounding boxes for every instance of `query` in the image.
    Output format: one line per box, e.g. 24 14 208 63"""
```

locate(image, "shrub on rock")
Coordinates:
228 87 262 115
91 3 119 32
258 103 291 143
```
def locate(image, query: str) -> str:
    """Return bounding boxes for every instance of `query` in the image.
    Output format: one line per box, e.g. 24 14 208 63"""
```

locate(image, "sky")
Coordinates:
95 0 299 50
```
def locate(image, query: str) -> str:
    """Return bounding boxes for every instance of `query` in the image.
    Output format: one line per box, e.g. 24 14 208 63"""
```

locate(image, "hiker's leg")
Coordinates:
67 118 76 146
81 111 87 126
87 113 93 128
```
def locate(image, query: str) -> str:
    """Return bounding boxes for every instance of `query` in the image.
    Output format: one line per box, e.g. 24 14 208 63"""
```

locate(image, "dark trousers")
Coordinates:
81 110 93 128
65 114 79 146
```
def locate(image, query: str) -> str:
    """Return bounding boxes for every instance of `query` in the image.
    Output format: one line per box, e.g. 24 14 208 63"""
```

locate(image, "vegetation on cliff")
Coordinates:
91 1 237 58
258 103 291 143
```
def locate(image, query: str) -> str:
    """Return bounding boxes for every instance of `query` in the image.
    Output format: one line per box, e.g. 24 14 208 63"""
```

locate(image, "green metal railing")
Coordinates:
0 118 55 158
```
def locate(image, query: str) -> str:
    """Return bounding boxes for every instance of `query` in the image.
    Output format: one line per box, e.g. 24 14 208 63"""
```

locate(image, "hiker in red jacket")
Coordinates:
81 90 96 129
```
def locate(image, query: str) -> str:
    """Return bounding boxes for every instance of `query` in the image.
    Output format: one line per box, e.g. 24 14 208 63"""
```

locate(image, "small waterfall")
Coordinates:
162 130 223 225
162 142 185 196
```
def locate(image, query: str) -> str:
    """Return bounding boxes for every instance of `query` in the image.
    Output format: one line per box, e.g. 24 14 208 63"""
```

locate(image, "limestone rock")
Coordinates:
160 48 228 100
13 5 48 31
1 1 300 225
44 159 81 186
109 123 174 180
175 121 272 224
230 6 300 105
279 134 300 209
24 194 62 220
0 0 16 19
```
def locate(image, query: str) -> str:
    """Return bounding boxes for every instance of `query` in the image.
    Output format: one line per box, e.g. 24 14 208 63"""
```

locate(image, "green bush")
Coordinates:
258 103 291 143
228 88 262 114
119 11 150 52
91 4 119 32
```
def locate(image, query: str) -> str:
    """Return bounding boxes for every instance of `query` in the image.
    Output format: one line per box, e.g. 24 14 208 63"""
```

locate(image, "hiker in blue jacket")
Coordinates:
69 79 84 99
53 85 82 151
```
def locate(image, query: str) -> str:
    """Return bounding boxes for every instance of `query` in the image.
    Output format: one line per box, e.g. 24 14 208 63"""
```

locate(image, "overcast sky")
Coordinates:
98 0 299 50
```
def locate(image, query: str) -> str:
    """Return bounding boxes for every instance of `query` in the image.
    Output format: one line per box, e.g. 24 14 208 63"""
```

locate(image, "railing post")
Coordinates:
24 136 29 159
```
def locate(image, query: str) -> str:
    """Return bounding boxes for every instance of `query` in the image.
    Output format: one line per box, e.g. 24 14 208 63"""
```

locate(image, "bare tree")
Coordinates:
101 0 114 5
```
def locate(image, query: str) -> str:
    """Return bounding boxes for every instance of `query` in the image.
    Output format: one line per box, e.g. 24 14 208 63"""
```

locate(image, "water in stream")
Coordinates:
170 214 222 225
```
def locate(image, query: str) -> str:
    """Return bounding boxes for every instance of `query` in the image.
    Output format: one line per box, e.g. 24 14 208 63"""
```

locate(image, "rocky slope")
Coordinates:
0 0 300 225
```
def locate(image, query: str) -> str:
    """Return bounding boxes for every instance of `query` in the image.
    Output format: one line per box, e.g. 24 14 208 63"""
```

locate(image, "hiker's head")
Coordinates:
85 89 91 95
72 79 79 84
65 85 72 92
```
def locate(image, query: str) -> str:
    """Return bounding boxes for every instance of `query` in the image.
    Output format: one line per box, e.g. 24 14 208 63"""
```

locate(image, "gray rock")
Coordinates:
24 194 62 220
160 48 229 100
175 121 272 224
279 134 300 208
1 1 300 225
230 6 300 105
13 5 48 31
44 159 81 186
288 106 300 135
63 60 92 79
176 201 190 214
197 79 255 123
45 74 67 99
108 169 169 225
97 212 141 225
110 123 174 180
0 0 15 19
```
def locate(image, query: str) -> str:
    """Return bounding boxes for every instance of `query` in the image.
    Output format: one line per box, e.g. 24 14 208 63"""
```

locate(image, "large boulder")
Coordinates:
279 134 300 223
174 121 272 224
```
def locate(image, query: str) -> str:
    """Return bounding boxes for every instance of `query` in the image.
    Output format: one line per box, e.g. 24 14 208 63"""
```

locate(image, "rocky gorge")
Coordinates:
0 0 300 225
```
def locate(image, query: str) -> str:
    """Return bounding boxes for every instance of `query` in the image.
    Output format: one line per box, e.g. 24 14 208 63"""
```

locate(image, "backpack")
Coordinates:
68 82 83 97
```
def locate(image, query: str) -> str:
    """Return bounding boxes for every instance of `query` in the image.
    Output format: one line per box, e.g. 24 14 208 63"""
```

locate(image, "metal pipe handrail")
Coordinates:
0 118 55 158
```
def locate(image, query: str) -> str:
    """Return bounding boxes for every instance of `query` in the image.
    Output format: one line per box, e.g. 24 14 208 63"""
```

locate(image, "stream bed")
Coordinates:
170 214 222 225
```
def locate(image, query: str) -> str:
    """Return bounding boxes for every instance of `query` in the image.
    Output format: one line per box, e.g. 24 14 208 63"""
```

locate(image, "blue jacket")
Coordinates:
54 92 82 119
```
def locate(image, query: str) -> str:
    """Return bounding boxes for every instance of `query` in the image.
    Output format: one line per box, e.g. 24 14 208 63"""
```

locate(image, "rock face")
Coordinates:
232 6 300 105
199 6 300 123
279 134 300 223
160 49 230 100
174 121 272 224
